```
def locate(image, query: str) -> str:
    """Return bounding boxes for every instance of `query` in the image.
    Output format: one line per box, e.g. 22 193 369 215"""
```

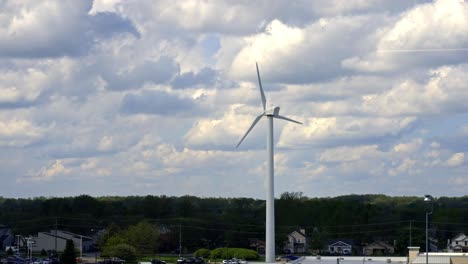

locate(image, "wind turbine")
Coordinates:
236 63 302 263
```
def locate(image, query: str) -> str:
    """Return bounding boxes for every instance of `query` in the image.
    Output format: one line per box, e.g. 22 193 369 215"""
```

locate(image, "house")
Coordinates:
248 238 265 254
327 239 355 255
0 225 14 250
448 233 468 252
284 229 308 254
30 230 93 253
363 241 395 256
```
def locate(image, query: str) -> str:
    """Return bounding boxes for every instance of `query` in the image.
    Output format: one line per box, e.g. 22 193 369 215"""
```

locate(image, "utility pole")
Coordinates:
409 220 412 246
424 195 434 264
16 235 20 253
55 218 58 253
178 223 182 258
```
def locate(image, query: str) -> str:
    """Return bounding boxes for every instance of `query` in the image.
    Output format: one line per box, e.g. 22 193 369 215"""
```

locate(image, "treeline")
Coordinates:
0 194 467 255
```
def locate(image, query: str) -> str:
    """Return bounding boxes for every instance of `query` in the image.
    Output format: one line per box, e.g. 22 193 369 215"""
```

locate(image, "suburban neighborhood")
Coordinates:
1 223 467 264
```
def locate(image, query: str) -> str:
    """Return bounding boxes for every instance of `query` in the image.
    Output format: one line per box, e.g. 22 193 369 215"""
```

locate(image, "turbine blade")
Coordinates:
236 113 264 148
275 115 303 125
256 62 267 111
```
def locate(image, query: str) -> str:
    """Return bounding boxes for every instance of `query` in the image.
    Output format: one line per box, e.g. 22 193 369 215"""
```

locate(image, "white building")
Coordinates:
328 240 353 255
30 230 93 253
284 229 308 254
448 233 468 252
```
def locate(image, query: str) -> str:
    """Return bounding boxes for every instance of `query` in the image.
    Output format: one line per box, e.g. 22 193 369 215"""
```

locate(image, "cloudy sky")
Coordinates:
1 0 467 199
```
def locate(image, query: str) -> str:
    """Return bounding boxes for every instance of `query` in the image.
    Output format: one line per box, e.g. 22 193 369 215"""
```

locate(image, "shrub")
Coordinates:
210 248 259 260
194 248 210 258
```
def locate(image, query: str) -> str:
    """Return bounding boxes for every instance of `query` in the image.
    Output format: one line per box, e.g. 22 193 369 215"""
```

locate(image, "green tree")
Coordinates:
102 221 159 256
311 232 326 254
61 240 77 264
102 244 137 261
124 221 159 254
194 248 210 258
98 223 122 249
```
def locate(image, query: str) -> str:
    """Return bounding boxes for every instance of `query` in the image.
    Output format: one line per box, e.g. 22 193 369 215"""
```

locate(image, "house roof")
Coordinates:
0 228 12 236
248 238 265 246
327 239 356 247
453 233 467 242
364 241 394 250
54 230 93 240
289 230 307 239
40 232 69 241
329 241 352 247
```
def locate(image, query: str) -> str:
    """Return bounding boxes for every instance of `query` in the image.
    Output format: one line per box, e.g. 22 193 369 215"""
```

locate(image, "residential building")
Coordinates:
284 229 308 254
327 239 355 255
0 225 14 250
363 241 395 256
448 233 468 252
249 238 265 254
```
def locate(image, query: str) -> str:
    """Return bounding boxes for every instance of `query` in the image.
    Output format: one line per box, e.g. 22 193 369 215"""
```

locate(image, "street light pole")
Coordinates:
424 195 434 264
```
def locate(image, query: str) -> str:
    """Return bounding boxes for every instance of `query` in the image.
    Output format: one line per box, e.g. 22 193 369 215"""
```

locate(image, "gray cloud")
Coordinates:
120 90 195 115
103 56 180 90
0 0 138 58
89 12 140 39
171 67 217 89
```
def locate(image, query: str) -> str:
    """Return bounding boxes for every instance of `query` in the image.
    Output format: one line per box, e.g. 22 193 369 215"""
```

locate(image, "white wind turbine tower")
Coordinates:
236 63 302 263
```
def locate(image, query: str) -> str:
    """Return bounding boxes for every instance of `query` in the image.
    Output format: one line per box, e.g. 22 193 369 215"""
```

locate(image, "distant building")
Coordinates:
448 233 468 252
0 225 14 250
284 229 308 254
30 230 93 253
326 239 356 255
408 247 468 264
363 241 395 256
248 238 265 254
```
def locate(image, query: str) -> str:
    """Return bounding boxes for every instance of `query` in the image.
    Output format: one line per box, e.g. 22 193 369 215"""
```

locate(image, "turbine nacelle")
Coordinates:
265 106 280 116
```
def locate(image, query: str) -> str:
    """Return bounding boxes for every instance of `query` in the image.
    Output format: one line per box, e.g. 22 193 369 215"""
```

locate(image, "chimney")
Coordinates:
408 247 420 264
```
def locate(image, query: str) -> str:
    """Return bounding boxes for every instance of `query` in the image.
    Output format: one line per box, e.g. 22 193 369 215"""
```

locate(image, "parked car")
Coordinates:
284 255 299 261
98 258 125 264
186 258 196 264
194 258 204 264
48 258 58 264
177 258 186 264
6 256 26 264
223 259 242 264
151 259 166 264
